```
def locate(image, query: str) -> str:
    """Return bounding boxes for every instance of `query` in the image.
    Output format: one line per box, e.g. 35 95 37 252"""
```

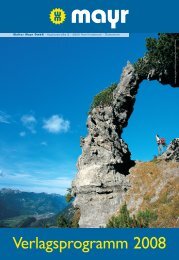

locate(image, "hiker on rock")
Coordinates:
156 134 167 155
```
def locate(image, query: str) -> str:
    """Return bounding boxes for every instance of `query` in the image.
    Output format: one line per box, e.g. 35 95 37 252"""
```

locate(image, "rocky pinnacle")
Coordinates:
72 63 142 227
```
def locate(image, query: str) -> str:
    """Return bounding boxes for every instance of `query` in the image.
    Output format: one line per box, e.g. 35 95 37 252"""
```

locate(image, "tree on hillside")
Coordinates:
107 203 157 228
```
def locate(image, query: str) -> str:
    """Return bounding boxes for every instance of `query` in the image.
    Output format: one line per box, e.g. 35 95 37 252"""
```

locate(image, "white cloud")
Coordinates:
41 141 47 146
19 131 26 137
21 114 37 134
0 111 11 124
43 115 70 134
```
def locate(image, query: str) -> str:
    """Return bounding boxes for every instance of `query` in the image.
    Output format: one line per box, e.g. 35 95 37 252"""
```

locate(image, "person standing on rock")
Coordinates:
156 134 167 155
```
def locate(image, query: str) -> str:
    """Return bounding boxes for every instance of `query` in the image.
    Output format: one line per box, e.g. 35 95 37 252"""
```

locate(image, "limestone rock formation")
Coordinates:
71 34 179 228
72 63 141 227
160 139 179 162
72 60 179 227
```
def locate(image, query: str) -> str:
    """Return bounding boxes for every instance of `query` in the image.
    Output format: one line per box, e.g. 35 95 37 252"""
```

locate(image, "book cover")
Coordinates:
0 1 178 259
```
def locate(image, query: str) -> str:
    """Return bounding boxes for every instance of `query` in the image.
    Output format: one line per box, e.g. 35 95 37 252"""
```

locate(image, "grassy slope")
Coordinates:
124 160 179 227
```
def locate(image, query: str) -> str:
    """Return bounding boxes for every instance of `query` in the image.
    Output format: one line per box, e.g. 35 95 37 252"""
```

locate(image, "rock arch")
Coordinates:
72 34 179 227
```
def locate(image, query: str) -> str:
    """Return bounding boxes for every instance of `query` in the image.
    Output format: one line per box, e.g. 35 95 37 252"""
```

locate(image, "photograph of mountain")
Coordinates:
0 33 178 228
0 188 67 227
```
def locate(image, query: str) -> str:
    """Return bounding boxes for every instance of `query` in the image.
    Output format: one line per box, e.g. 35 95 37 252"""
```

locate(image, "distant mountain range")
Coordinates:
0 188 67 227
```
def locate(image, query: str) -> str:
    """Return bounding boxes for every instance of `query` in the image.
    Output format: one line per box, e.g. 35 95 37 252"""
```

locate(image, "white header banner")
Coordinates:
0 33 129 38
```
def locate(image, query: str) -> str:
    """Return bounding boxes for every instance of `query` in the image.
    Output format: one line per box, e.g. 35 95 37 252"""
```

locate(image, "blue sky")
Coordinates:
0 34 178 194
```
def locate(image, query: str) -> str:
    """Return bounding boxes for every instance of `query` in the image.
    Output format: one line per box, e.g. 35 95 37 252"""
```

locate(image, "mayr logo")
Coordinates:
71 9 129 29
